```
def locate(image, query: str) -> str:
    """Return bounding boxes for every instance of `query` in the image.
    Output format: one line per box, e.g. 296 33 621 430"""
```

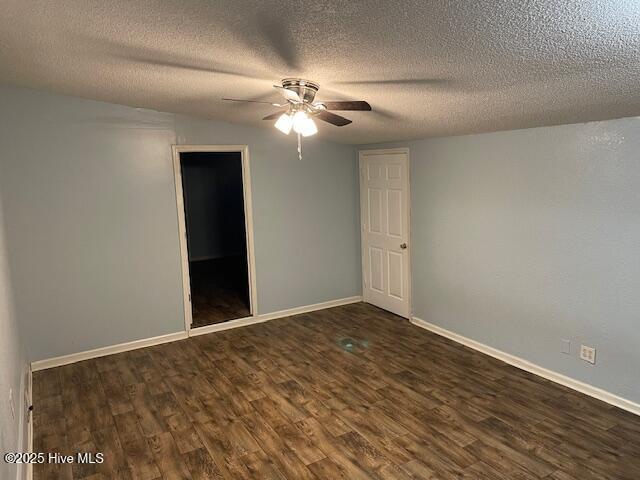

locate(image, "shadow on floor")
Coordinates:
189 256 250 327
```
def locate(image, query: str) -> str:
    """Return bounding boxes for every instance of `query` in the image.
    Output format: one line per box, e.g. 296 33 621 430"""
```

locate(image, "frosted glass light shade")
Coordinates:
292 111 318 137
274 113 293 134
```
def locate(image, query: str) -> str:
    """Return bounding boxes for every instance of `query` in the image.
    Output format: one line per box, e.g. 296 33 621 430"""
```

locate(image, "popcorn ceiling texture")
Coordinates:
1 0 639 144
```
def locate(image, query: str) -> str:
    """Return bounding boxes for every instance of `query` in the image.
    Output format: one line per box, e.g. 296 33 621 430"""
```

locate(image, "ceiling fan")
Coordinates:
223 78 371 159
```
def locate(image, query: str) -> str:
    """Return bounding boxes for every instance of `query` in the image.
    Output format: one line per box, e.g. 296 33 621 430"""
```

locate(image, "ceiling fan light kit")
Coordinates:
274 112 294 135
223 78 371 159
291 111 318 137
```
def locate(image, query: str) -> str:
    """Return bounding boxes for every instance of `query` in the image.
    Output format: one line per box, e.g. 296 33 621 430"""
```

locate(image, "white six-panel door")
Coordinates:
360 149 411 318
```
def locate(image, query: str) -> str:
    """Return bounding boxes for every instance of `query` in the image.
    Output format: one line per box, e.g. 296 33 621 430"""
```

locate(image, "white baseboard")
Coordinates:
31 331 189 371
31 296 363 371
188 315 267 336
189 295 363 336
410 316 640 417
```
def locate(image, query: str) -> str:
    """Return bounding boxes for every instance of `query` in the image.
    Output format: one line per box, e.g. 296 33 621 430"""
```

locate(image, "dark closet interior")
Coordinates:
180 151 250 327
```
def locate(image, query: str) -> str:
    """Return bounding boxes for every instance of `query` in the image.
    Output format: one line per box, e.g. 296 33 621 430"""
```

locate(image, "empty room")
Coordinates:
1 1 639 479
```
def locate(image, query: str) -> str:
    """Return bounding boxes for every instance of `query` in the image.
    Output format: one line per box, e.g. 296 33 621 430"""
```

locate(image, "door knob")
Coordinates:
400 243 407 249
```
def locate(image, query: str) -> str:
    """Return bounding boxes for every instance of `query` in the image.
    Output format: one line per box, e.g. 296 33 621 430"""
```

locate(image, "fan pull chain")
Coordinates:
297 132 302 160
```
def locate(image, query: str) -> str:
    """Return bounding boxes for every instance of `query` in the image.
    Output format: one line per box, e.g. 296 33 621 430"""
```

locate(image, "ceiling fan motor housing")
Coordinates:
282 78 319 104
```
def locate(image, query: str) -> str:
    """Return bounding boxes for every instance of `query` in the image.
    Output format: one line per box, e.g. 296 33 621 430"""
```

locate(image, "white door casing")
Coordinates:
359 149 411 318
172 145 258 335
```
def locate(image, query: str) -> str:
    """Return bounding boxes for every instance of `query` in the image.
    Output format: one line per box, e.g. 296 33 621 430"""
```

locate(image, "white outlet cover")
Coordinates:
561 339 571 354
580 345 596 364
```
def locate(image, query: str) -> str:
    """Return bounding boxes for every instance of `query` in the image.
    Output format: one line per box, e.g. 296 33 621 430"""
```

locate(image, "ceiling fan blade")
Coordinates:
315 110 352 127
223 98 284 106
317 101 371 111
274 85 301 102
262 110 287 120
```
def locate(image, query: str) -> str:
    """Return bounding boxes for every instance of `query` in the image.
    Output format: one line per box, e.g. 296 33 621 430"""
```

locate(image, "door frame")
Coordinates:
172 144 258 334
358 147 412 318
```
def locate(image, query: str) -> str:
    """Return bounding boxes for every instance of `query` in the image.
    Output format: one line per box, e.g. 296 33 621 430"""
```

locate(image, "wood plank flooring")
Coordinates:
189 257 250 328
33 302 640 479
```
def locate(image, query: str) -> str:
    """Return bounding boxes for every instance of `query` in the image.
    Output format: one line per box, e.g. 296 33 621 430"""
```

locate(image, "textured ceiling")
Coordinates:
1 0 639 144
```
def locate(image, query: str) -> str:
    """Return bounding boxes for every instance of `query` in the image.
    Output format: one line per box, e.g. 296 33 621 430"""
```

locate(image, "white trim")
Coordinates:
411 316 640 417
171 145 259 334
189 296 363 336
26 367 32 480
30 297 362 371
16 364 32 480
188 315 268 336
358 147 412 319
31 331 189 371
358 147 411 156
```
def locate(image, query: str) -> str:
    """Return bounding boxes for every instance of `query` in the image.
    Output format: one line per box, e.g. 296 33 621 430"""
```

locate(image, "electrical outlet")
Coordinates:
580 345 596 364
561 339 571 355
9 388 15 420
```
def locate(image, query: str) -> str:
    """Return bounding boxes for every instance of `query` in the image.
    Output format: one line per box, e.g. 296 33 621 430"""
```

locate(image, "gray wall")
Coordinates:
175 115 362 315
364 117 640 403
0 85 361 361
0 163 28 480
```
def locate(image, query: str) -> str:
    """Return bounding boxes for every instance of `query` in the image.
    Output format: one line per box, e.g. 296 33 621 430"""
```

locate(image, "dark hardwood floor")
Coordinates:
189 256 250 328
33 303 640 479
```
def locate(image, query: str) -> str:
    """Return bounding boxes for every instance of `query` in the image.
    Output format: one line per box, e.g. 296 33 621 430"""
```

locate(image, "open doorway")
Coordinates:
173 146 257 331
